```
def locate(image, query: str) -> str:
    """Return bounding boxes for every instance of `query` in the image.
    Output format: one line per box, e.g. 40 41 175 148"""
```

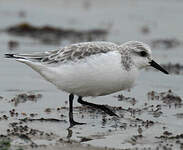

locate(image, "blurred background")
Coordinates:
0 0 183 149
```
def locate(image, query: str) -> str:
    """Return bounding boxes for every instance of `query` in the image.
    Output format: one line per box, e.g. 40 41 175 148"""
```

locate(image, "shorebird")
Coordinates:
5 41 168 127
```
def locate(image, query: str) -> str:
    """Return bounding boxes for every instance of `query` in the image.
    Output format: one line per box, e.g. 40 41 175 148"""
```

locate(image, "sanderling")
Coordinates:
5 41 168 127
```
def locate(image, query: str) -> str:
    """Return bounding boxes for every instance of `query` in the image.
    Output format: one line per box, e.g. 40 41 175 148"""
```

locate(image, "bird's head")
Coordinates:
121 41 169 74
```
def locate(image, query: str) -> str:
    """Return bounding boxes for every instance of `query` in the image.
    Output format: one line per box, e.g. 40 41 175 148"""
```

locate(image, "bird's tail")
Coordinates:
5 53 47 74
4 52 47 62
5 53 22 59
5 53 30 64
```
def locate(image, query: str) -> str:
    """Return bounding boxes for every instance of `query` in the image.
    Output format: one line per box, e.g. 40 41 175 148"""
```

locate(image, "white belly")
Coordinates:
41 51 139 97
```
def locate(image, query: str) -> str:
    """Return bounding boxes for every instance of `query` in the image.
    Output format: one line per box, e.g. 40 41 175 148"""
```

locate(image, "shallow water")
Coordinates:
0 0 183 149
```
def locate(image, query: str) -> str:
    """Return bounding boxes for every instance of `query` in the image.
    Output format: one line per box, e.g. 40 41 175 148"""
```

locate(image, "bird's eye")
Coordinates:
140 51 147 57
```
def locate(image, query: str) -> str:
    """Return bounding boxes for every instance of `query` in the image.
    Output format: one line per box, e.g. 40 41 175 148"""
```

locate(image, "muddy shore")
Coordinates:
1 0 183 149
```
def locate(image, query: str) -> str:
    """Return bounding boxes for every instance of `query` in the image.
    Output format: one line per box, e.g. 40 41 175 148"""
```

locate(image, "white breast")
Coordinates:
41 51 139 97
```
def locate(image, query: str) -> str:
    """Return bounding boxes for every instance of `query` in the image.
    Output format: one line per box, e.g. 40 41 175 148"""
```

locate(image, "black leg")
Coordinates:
77 96 118 117
69 94 85 128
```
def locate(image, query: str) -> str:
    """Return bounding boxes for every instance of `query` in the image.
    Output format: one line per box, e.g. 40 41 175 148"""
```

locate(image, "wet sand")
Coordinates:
0 0 183 149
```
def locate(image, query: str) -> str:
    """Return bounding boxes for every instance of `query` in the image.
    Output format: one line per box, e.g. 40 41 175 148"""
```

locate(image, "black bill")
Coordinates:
149 60 169 74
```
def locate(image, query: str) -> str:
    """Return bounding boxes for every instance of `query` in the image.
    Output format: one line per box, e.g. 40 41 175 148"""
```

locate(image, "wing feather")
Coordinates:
6 42 119 64
42 42 118 64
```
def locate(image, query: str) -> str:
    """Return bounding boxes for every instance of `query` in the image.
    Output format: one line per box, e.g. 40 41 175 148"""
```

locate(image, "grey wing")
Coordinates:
41 42 119 64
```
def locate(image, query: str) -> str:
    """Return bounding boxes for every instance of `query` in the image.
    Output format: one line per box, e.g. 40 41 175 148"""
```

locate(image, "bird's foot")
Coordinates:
99 105 119 117
77 97 119 117
69 119 86 128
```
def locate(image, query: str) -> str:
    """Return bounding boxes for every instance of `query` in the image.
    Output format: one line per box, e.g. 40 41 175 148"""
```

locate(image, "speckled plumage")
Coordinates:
41 42 118 64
